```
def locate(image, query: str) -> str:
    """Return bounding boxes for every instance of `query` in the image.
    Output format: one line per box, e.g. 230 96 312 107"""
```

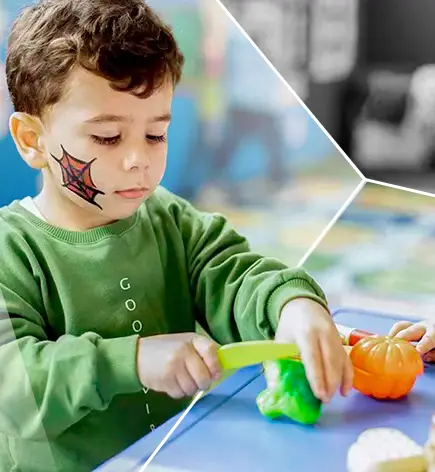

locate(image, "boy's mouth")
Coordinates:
115 187 148 200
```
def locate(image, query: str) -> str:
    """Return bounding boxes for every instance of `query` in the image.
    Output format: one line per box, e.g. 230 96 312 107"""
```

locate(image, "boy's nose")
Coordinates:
123 151 150 171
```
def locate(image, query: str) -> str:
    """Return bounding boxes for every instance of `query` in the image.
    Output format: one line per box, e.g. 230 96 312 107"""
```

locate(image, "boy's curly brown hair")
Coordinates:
6 0 185 117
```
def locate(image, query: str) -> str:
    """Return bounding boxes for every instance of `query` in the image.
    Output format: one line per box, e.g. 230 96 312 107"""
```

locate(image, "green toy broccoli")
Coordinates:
256 358 322 425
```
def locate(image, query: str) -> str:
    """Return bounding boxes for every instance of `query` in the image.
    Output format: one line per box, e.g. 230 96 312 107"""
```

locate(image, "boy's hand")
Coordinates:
137 333 222 399
275 298 353 403
389 320 435 362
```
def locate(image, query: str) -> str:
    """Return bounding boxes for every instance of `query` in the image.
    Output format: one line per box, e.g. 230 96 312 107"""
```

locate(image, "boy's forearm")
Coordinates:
0 329 142 440
198 255 327 343
183 204 327 343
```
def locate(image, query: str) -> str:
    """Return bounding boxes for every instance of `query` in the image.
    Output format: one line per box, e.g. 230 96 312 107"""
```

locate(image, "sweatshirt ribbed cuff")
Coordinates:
266 277 329 332
98 335 143 400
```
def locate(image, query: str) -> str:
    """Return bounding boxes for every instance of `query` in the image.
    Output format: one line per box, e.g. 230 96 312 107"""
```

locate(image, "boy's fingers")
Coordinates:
423 350 435 363
299 335 327 402
341 353 354 397
185 348 214 392
166 378 185 399
192 336 222 381
176 363 199 397
416 327 435 355
319 336 340 402
393 324 426 342
389 321 413 337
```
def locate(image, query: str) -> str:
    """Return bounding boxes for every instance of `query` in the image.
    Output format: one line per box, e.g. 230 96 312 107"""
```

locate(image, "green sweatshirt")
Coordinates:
0 186 327 471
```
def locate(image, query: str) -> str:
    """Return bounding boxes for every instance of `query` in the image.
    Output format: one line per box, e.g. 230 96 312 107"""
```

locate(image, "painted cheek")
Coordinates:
51 145 106 210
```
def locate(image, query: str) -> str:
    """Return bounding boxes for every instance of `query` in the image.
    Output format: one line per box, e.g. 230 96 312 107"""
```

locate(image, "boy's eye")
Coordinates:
90 134 167 146
91 135 121 146
146 134 167 144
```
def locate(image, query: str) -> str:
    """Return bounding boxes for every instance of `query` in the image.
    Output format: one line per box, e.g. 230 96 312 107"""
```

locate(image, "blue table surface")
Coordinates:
97 308 435 472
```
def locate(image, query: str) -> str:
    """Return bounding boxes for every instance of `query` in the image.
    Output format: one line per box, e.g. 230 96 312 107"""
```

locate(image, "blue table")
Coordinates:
97 309 435 472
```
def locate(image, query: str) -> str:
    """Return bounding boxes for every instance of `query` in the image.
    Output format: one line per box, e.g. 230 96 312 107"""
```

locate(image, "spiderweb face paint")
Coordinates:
51 146 105 209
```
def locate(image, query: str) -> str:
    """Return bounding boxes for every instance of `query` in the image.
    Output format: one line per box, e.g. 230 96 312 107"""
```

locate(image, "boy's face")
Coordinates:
13 67 173 227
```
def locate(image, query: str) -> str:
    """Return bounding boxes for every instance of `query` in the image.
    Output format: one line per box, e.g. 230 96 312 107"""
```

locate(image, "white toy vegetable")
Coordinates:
425 414 435 471
347 428 427 472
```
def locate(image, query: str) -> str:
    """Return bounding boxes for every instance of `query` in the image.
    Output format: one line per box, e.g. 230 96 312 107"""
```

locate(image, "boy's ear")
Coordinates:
9 113 48 169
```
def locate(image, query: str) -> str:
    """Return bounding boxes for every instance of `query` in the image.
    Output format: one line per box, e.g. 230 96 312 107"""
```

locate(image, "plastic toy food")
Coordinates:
350 335 424 399
347 428 427 472
256 358 322 425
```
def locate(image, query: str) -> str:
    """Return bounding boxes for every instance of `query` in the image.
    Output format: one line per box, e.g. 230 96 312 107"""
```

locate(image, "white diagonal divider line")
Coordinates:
366 178 435 199
138 391 204 471
298 179 367 267
213 0 365 181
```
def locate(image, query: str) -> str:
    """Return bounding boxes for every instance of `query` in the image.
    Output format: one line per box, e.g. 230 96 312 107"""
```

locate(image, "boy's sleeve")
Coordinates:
0 231 142 440
172 193 329 345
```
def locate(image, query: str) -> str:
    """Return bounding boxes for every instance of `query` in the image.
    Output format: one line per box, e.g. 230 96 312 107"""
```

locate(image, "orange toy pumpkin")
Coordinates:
350 335 424 400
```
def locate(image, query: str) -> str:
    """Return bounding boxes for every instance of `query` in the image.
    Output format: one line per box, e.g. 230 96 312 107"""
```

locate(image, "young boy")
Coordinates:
0 0 352 470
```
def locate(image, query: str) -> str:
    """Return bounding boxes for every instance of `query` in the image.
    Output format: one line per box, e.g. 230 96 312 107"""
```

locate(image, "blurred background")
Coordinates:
223 0 435 194
2 0 435 319
220 0 435 319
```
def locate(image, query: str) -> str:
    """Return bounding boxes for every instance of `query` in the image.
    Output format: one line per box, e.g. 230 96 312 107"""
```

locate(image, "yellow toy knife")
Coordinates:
217 340 301 371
